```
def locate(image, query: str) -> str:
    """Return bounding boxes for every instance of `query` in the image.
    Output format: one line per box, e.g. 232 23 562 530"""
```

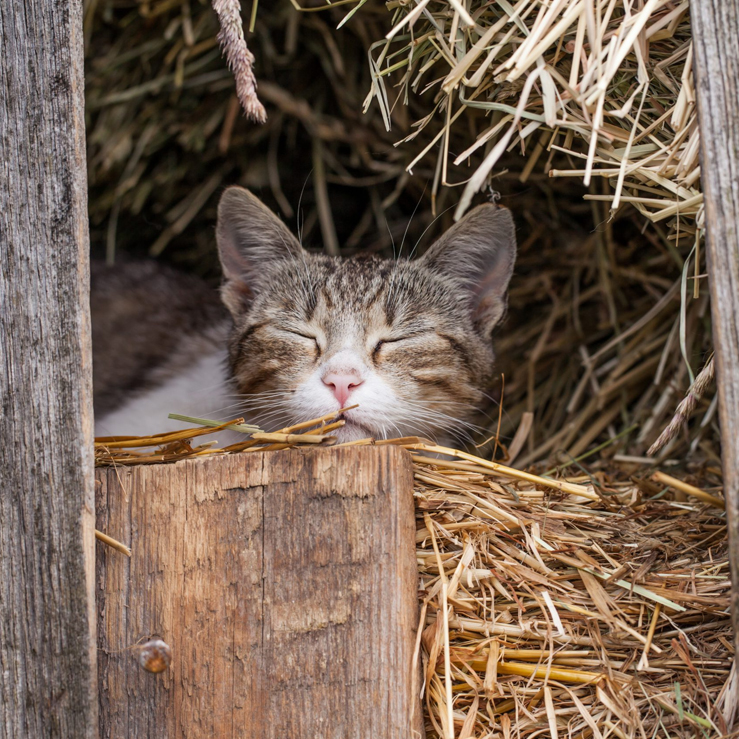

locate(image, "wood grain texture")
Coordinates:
692 0 739 657
0 0 96 736
96 447 422 738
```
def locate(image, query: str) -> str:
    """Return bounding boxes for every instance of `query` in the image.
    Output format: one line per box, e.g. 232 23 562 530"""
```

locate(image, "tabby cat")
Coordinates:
93 187 517 443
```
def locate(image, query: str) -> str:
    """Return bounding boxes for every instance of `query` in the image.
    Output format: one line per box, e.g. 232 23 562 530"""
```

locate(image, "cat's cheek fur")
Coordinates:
230 333 318 397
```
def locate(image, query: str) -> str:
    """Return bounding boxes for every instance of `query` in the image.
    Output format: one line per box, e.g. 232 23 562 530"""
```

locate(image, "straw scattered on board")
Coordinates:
95 409 732 738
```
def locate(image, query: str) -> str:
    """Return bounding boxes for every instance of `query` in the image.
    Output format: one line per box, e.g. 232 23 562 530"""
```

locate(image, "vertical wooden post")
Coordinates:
692 1 739 661
96 447 422 738
0 1 96 737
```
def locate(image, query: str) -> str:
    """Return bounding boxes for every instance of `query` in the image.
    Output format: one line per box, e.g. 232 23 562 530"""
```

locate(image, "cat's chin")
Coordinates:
332 420 376 443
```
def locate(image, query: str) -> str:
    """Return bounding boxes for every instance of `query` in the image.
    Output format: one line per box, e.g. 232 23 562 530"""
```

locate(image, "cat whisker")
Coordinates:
296 171 311 246
400 397 482 417
393 403 485 433
399 182 428 260
234 395 293 407
204 398 291 416
249 410 294 430
409 203 456 260
387 410 478 444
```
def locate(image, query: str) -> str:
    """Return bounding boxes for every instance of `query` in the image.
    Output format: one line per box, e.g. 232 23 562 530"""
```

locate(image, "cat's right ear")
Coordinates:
216 186 304 317
420 204 516 338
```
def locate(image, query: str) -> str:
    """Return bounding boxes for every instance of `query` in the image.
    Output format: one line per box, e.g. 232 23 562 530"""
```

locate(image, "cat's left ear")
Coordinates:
420 204 517 337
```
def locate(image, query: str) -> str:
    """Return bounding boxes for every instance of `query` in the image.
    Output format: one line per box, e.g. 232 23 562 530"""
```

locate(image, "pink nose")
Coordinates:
322 373 363 407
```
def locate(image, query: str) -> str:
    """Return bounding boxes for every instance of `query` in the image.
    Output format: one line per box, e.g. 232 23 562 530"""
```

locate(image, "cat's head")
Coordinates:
216 187 516 443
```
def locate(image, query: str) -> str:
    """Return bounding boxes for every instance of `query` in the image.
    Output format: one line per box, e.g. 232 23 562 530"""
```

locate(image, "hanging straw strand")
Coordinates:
212 0 267 123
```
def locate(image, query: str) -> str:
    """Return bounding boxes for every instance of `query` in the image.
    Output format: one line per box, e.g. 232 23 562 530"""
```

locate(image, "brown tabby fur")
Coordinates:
91 261 227 417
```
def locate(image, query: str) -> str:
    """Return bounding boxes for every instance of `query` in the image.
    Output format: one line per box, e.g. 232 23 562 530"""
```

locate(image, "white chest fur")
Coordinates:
95 350 243 445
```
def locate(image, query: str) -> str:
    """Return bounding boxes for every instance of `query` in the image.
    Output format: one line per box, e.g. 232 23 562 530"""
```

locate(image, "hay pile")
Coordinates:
413 453 731 738
85 0 405 267
370 0 699 231
95 414 733 737
86 0 700 252
483 193 715 469
85 0 715 464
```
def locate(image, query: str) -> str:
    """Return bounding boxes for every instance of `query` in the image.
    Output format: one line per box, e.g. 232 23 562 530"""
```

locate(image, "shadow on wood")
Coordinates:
96 446 422 738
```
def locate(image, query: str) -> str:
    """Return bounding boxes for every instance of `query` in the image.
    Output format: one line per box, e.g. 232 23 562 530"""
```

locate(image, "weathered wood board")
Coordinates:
0 0 96 736
692 0 739 658
96 446 422 738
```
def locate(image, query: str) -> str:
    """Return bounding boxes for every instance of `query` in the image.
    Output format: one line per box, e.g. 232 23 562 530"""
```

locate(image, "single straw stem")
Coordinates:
95 530 132 557
651 471 725 509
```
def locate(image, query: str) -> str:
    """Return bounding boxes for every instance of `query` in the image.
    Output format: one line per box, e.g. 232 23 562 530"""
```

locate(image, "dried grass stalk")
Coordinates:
648 356 715 455
95 529 132 557
651 469 725 509
212 0 266 123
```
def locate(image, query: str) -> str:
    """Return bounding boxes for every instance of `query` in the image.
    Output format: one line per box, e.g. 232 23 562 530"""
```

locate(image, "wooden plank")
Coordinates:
0 0 96 737
96 447 422 738
692 0 739 658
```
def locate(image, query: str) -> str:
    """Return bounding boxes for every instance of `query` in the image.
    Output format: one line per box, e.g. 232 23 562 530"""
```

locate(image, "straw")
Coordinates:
651 470 725 510
648 356 715 455
94 409 732 737
211 0 266 122
95 529 132 557
372 0 699 231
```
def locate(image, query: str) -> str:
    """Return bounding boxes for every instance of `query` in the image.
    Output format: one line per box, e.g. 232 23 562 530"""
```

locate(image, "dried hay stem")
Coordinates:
95 529 132 557
211 0 266 123
648 356 715 455
651 470 725 509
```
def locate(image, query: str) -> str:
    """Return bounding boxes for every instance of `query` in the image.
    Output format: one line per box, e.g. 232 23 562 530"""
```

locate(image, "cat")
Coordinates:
93 187 517 444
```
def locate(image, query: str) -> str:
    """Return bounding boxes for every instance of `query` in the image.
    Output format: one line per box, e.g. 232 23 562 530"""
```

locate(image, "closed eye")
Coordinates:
372 335 419 356
284 330 322 354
